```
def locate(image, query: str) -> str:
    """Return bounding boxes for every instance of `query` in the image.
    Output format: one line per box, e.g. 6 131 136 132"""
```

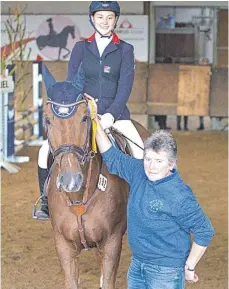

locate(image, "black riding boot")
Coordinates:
158 116 165 129
184 116 189 131
163 116 171 130
35 166 49 220
177 116 181 131
197 117 205 130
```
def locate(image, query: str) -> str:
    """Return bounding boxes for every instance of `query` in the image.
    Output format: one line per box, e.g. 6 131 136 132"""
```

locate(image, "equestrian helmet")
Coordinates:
89 1 120 16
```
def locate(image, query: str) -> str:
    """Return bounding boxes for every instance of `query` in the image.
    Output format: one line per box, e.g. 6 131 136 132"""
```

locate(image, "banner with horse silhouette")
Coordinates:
1 15 148 62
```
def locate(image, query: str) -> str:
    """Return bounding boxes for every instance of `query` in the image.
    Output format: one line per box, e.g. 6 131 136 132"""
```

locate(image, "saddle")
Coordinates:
108 127 132 156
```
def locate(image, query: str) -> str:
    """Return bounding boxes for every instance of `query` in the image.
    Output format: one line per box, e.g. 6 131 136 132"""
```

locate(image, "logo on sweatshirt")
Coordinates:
149 200 163 212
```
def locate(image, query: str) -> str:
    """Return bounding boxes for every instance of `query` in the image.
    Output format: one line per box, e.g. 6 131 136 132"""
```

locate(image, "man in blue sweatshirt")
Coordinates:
86 95 214 289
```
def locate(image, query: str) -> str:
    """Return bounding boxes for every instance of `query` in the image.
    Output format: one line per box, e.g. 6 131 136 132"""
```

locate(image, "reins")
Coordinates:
108 127 144 150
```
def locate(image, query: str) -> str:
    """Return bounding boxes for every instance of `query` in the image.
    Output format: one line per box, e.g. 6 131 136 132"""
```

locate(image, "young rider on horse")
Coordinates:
67 1 144 157
35 1 144 220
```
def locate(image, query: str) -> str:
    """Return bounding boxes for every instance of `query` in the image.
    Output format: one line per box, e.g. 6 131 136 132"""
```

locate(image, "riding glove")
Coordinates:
100 113 115 130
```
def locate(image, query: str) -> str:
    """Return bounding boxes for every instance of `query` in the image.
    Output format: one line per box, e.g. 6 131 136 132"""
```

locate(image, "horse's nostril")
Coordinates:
60 175 64 184
78 173 83 184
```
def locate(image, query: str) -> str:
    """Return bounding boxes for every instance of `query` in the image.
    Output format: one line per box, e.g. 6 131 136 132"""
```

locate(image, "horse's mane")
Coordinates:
61 25 74 32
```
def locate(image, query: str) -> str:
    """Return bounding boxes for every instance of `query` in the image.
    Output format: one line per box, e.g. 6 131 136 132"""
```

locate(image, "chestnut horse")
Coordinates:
42 66 149 289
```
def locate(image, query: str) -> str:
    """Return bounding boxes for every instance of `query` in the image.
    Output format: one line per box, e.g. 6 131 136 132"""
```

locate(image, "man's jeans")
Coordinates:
127 257 185 289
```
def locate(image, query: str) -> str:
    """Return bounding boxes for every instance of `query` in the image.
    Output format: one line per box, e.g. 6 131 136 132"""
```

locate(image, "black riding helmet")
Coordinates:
89 1 120 16
89 1 120 38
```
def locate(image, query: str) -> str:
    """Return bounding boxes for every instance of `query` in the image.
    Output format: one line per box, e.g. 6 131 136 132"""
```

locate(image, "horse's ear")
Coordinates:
71 62 84 91
42 64 56 92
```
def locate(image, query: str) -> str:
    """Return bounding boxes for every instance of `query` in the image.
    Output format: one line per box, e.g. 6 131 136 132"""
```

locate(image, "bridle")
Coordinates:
46 98 95 166
46 97 98 250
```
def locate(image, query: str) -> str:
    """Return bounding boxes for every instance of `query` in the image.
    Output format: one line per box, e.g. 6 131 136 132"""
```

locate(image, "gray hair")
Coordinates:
144 130 177 165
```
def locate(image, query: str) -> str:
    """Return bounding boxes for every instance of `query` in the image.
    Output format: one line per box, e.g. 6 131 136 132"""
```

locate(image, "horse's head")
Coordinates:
68 25 75 39
43 65 92 193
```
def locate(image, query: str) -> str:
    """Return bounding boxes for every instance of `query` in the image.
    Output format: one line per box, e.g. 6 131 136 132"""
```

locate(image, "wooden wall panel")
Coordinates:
218 9 228 68
128 63 148 114
218 49 228 67
219 9 228 47
177 65 210 116
210 68 228 117
156 34 195 58
15 62 227 119
147 64 179 115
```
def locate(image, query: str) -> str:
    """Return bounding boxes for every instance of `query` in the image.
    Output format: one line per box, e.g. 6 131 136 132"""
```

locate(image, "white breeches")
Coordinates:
38 120 144 168
38 139 49 169
112 120 144 159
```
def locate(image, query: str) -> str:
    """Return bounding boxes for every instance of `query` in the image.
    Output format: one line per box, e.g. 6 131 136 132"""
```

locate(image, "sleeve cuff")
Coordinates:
194 235 214 247
101 146 118 161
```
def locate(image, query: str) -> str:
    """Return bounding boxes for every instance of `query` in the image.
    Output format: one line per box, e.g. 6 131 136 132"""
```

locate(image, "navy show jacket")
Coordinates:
67 33 135 120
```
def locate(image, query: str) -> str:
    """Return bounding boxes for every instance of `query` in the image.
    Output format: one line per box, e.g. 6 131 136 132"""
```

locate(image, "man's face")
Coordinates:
143 149 175 182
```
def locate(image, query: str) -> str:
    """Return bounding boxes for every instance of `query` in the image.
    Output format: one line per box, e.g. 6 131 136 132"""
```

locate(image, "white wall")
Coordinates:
1 1 144 15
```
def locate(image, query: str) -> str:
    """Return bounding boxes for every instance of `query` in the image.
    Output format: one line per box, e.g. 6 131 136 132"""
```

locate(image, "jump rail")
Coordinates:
0 62 44 174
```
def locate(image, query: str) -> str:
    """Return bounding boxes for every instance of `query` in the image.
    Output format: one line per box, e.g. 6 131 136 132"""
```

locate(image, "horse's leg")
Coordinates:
54 233 81 289
101 234 123 289
63 47 71 59
58 47 62 60
95 248 104 289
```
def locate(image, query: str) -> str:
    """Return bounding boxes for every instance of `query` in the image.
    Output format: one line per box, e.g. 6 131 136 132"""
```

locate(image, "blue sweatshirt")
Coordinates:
102 146 215 267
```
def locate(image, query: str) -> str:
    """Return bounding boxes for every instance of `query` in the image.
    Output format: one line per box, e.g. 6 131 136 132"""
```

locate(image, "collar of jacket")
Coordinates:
87 33 120 44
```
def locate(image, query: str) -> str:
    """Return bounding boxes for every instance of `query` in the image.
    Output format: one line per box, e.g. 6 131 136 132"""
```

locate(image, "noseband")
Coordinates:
53 144 95 165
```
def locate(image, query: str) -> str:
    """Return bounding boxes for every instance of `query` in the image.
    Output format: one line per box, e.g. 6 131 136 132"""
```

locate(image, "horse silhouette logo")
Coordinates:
36 17 77 60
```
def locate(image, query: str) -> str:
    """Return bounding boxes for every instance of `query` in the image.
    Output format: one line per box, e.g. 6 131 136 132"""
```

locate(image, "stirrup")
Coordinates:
32 196 49 220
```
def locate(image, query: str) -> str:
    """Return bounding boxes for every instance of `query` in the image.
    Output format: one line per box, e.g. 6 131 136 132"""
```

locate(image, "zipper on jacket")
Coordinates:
99 59 102 101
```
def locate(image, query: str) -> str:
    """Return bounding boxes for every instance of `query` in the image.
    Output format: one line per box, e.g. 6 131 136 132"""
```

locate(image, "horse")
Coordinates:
36 25 75 60
41 65 149 289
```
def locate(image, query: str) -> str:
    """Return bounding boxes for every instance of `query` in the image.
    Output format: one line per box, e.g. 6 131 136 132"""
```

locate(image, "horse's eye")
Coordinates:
81 116 88 123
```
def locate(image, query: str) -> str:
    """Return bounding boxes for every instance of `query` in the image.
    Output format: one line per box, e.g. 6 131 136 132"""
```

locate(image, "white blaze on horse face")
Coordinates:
59 153 84 192
143 149 175 182
92 11 116 36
